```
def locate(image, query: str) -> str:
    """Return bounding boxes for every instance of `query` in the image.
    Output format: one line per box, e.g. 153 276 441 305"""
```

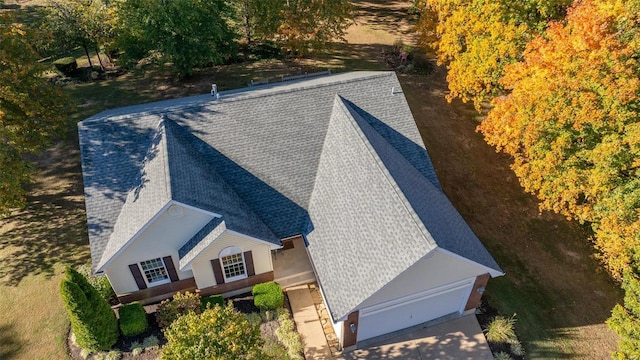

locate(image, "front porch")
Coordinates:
272 236 316 288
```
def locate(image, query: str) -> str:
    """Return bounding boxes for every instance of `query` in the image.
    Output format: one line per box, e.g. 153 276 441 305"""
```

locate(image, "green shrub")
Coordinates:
510 341 525 356
79 348 91 359
246 312 263 328
156 291 202 328
132 346 144 356
53 57 78 76
129 341 143 355
77 264 115 303
263 338 291 360
483 315 517 343
253 282 284 310
119 302 148 337
162 303 265 359
60 267 119 351
275 309 303 360
105 350 122 360
201 294 224 311
493 351 512 360
142 335 159 350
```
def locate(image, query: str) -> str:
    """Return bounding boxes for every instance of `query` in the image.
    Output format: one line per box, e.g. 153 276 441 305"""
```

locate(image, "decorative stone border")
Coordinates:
309 283 342 357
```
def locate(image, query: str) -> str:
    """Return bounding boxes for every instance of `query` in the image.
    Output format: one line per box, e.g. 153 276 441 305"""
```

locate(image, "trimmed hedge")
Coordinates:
201 295 224 311
252 281 284 310
60 267 119 351
119 302 148 337
53 57 77 76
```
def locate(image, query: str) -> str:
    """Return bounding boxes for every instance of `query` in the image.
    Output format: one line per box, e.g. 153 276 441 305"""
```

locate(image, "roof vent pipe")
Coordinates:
211 84 219 99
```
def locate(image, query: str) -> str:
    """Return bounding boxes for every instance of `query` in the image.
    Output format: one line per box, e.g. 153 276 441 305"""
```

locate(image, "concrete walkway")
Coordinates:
342 314 493 360
287 285 332 359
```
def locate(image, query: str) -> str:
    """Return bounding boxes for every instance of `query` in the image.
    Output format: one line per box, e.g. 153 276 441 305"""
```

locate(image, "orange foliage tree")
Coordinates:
415 0 569 109
479 0 640 279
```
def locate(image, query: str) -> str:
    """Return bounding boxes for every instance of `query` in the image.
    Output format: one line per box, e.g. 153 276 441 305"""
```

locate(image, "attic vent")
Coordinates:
391 86 402 95
211 84 220 99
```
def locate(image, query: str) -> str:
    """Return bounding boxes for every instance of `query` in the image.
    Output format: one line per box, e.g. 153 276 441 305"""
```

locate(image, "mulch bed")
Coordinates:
67 292 266 360
475 300 525 360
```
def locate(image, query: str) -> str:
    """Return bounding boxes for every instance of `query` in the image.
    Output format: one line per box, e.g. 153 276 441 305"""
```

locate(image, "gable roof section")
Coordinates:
347 98 502 274
79 116 168 271
306 97 439 321
86 116 279 272
178 217 226 270
307 96 502 321
163 119 279 245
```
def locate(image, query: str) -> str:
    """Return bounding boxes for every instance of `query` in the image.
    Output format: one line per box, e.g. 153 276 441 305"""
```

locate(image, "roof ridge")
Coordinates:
333 95 437 248
80 72 394 124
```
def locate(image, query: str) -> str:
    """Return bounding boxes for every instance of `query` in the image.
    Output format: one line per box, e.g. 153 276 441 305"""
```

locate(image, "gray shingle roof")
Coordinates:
79 71 502 317
306 96 502 321
178 217 226 270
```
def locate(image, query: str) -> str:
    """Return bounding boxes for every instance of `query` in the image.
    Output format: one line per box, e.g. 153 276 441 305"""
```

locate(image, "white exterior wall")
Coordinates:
190 231 274 289
359 249 485 309
105 205 213 295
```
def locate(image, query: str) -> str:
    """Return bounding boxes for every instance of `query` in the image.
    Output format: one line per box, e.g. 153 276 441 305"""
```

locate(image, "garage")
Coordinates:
357 281 473 342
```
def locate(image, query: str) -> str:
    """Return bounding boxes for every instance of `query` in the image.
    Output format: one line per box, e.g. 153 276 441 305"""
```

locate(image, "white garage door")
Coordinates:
357 283 472 342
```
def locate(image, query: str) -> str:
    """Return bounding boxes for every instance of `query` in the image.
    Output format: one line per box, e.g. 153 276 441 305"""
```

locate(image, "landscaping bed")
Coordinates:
67 290 298 360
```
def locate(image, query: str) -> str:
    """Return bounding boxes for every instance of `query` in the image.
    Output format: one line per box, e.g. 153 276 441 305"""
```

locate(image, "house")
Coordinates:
78 71 503 349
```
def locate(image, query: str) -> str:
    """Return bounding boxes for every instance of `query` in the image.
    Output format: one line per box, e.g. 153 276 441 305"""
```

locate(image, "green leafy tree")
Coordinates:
162 302 265 360
115 0 237 77
44 0 113 69
608 264 640 359
60 267 119 350
276 0 353 55
232 0 282 44
0 13 69 214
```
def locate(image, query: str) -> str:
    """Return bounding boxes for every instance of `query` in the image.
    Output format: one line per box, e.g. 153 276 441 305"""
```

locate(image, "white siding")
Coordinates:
105 205 213 295
359 249 485 309
191 231 273 289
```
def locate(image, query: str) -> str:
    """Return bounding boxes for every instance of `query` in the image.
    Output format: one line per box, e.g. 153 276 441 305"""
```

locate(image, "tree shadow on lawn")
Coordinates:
0 323 23 360
0 142 90 286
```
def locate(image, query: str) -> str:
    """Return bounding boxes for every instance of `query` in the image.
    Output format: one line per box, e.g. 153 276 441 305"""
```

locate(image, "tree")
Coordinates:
608 265 640 359
478 0 640 278
60 267 119 350
162 302 265 360
115 0 237 77
0 13 69 214
276 0 353 55
415 0 570 109
232 0 282 44
44 0 113 70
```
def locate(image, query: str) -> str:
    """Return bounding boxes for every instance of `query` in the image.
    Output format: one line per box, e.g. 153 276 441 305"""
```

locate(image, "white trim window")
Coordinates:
140 258 170 286
219 247 247 282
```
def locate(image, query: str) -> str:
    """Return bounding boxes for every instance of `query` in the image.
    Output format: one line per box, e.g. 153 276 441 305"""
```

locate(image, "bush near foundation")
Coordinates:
252 282 284 310
119 302 148 337
60 267 119 351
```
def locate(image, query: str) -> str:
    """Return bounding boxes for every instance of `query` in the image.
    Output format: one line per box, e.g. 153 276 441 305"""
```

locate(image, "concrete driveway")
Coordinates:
341 314 494 360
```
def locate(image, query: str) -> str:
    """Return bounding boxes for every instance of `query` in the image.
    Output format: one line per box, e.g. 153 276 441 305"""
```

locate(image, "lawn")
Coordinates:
0 0 623 359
